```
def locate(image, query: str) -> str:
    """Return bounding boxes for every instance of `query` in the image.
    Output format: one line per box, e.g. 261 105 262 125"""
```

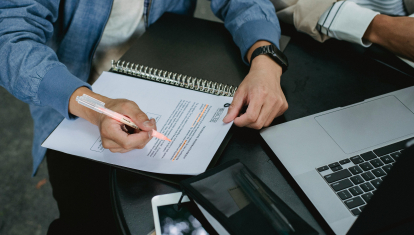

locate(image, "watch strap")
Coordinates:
250 44 288 73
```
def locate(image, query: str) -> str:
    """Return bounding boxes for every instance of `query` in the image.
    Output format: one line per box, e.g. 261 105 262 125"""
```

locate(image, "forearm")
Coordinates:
363 14 414 61
0 1 91 120
211 0 281 64
68 87 110 125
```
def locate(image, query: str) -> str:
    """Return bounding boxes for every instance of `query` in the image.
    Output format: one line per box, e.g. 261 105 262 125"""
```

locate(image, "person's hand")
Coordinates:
364 15 414 61
223 41 288 129
69 87 155 153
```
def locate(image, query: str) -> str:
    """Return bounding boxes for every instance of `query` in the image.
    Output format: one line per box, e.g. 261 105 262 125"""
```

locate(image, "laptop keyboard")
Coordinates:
316 139 409 216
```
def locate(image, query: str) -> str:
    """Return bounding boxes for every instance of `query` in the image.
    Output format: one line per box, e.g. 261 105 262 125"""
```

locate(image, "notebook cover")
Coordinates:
119 13 249 87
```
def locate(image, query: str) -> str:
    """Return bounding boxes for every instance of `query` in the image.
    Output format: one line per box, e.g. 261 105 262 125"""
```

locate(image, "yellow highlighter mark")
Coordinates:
172 140 187 161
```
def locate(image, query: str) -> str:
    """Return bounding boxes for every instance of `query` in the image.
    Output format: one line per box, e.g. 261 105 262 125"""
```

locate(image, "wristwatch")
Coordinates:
250 44 288 73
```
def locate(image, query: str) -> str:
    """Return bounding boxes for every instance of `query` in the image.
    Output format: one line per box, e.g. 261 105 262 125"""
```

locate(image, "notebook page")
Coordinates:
42 72 233 175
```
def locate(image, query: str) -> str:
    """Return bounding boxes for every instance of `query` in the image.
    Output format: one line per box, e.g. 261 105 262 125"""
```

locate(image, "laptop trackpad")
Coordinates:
315 96 414 154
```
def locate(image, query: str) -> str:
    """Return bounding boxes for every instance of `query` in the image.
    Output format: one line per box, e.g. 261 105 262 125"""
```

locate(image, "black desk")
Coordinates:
110 15 414 235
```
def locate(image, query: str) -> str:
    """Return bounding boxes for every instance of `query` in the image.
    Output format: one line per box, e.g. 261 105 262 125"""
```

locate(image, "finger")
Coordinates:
101 138 122 149
223 89 246 123
246 99 274 129
264 104 280 127
275 99 288 118
101 120 151 149
233 96 263 127
264 100 288 127
109 148 133 153
124 103 156 132
109 148 123 153
119 131 151 150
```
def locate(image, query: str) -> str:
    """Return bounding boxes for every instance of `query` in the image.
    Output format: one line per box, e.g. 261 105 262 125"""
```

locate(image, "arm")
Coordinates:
211 0 288 129
0 0 88 120
317 1 414 61
363 14 414 62
273 0 338 43
0 1 153 153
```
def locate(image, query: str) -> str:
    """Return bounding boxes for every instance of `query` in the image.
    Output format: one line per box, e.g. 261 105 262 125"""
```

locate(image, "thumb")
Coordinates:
223 90 245 123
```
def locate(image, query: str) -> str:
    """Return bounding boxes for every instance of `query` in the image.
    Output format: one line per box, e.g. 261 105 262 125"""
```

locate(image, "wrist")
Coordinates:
250 55 283 79
69 87 110 125
363 14 391 45
247 41 271 63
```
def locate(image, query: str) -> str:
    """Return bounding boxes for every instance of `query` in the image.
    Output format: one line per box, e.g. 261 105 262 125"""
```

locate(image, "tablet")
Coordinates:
152 192 210 235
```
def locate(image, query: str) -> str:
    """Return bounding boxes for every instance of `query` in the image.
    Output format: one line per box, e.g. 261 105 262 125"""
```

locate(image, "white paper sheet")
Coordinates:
42 72 233 175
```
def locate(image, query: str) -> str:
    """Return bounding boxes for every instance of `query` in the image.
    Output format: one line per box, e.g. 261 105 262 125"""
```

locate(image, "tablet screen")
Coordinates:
158 202 209 235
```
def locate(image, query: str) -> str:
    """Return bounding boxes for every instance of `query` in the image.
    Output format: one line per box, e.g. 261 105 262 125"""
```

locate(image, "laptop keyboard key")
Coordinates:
331 166 343 171
329 162 340 168
344 197 365 209
337 190 352 200
360 152 377 161
360 182 375 192
373 139 408 156
350 156 364 164
360 172 375 181
371 178 383 189
359 162 374 171
372 168 386 177
350 175 364 185
361 192 373 203
317 166 329 172
380 155 394 164
324 169 352 183
339 159 351 165
370 159 384 168
349 166 363 175
349 186 363 196
351 208 361 216
331 179 353 191
360 205 365 211
390 152 401 161
382 164 392 173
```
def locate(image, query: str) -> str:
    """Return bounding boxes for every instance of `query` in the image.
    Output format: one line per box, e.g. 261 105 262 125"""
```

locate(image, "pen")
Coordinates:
76 94 171 142
234 169 294 234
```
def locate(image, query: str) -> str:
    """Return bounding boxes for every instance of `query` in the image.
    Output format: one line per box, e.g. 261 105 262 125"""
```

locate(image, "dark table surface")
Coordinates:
110 15 414 235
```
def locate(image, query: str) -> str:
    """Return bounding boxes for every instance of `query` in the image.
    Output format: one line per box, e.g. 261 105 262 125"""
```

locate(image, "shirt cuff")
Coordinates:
233 19 281 65
317 1 379 47
38 66 92 120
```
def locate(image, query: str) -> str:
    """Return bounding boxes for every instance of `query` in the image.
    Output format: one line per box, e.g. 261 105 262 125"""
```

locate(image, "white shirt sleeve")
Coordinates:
317 1 379 47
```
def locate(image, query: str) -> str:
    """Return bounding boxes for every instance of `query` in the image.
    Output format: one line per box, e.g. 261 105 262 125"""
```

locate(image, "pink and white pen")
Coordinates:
76 94 171 142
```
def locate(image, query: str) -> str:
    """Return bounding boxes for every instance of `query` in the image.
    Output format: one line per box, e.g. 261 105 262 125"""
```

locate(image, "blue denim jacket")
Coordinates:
0 0 281 176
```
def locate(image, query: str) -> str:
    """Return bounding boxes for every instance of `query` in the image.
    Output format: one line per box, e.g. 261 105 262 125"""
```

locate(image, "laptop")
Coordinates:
260 86 414 234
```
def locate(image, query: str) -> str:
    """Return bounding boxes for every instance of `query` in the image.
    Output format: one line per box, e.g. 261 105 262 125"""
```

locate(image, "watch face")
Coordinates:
269 44 288 68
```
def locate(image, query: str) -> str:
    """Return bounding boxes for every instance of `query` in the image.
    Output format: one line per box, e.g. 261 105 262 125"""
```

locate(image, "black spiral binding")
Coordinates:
110 60 237 97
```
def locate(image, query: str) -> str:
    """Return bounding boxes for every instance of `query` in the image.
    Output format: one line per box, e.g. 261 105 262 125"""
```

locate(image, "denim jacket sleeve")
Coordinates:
210 0 281 64
0 1 91 120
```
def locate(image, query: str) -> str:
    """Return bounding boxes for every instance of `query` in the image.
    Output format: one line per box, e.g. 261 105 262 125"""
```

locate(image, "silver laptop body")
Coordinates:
260 86 414 235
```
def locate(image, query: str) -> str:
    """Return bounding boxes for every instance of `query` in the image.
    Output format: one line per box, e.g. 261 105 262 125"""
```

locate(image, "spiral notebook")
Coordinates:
43 68 235 182
110 60 238 97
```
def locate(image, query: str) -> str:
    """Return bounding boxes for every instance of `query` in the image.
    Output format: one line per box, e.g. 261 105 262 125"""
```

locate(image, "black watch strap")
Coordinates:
250 44 288 73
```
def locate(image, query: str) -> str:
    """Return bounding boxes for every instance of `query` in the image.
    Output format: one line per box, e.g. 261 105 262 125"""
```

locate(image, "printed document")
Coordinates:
42 72 233 175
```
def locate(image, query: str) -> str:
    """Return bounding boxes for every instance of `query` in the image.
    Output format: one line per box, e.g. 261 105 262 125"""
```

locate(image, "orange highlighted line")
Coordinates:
191 112 201 127
196 104 208 123
172 140 187 161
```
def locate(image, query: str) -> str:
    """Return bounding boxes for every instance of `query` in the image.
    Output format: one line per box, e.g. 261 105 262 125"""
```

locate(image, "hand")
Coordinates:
69 87 156 153
223 41 288 129
364 15 414 61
